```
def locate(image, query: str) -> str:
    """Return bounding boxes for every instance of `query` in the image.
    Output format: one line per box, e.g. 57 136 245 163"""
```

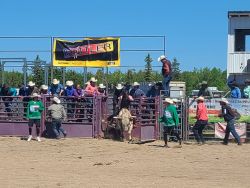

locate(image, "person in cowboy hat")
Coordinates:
159 98 182 148
26 93 44 142
158 55 172 97
47 97 67 139
85 77 99 97
218 98 242 145
48 79 64 97
243 79 250 98
228 80 241 98
129 82 145 98
197 81 213 98
113 83 124 115
98 83 106 95
23 81 39 116
64 81 76 118
193 96 208 144
40 84 49 95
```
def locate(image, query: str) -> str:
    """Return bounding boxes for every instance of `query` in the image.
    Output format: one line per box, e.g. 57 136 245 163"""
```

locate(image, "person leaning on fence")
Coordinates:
158 55 172 97
85 77 99 97
85 77 99 122
193 96 208 145
64 80 75 120
228 81 241 99
243 79 250 98
159 98 182 148
26 93 44 142
0 84 17 118
40 85 49 95
47 97 67 139
218 98 242 145
129 82 145 98
48 79 64 97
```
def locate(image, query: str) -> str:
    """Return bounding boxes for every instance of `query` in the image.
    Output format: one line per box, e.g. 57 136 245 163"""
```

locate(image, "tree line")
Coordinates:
0 54 228 95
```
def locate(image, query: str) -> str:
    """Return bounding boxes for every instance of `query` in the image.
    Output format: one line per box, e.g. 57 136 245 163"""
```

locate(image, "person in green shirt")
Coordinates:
26 93 44 142
159 98 182 148
243 79 250 98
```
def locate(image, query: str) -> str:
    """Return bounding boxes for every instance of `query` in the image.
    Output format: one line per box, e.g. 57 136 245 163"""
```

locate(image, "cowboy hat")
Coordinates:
116 83 123 90
40 85 48 90
158 55 167 62
98 83 106 89
53 96 61 104
219 98 229 104
90 77 97 82
164 98 173 104
85 81 90 85
172 98 180 103
32 93 40 98
196 96 205 101
28 81 35 87
66 80 74 86
132 82 140 86
52 79 60 85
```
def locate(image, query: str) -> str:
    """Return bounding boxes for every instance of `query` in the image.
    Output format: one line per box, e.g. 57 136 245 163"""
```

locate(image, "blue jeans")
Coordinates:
162 75 172 96
224 119 241 144
52 119 66 138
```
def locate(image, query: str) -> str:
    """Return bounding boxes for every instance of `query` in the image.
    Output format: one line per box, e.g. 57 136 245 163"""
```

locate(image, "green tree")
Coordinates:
144 53 153 82
31 55 44 86
171 57 181 81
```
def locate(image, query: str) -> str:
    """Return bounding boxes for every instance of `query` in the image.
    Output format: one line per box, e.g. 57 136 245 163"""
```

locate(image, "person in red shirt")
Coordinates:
158 55 172 96
193 96 208 144
85 77 99 96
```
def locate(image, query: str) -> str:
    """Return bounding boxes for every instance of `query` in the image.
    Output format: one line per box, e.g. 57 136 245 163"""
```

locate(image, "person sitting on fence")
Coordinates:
228 81 241 99
113 83 124 116
85 77 99 97
47 97 67 139
48 79 64 97
197 81 213 98
18 84 27 96
117 90 134 142
26 93 44 142
129 82 145 98
193 96 208 145
243 79 250 98
64 81 75 119
159 98 182 148
218 98 242 145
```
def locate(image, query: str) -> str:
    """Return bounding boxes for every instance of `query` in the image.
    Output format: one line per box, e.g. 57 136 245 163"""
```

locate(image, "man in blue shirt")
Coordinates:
228 81 241 98
48 79 64 97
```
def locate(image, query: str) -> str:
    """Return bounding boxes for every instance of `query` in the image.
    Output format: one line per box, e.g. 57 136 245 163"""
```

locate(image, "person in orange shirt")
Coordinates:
193 96 208 144
85 77 99 96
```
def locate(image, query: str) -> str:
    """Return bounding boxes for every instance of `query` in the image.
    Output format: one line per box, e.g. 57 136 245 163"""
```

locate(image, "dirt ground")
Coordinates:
0 137 249 188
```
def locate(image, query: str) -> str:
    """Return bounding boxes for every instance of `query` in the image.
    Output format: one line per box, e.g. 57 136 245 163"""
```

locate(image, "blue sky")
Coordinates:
0 0 250 72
